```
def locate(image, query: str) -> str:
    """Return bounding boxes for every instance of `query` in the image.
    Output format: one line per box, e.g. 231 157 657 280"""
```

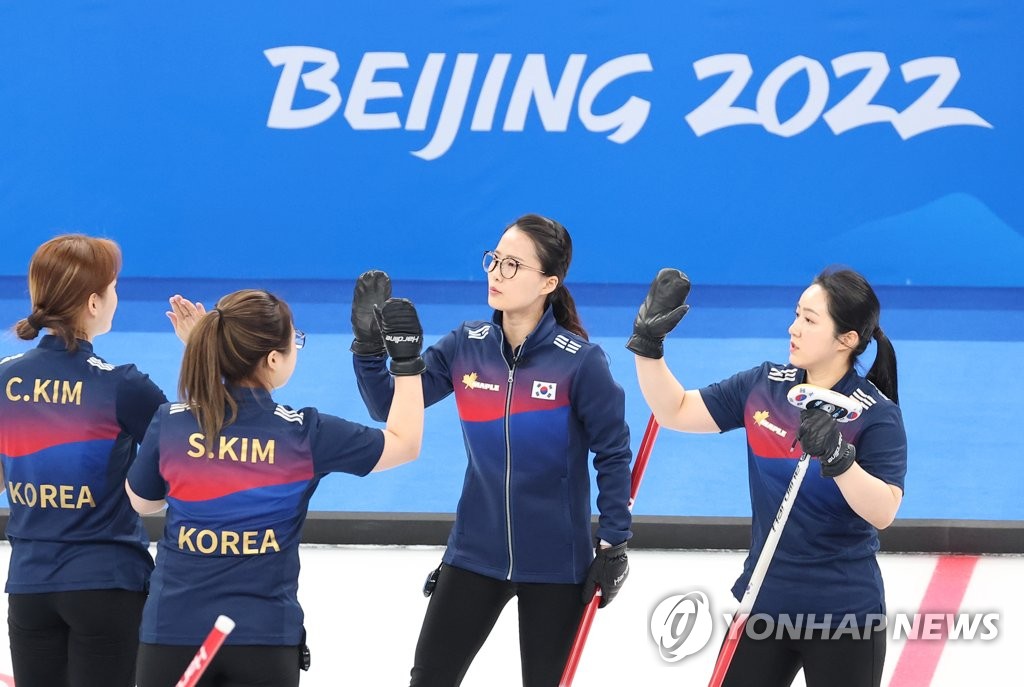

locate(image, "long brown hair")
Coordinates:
15 234 122 352
179 289 294 450
505 214 588 340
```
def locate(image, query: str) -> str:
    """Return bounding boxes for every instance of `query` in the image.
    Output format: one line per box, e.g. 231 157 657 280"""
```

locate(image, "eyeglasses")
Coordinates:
482 250 546 279
294 329 306 350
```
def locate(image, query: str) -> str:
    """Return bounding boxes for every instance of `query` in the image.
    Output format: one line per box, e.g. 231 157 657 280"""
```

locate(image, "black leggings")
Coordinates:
720 616 886 687
136 643 301 687
8 588 147 687
410 564 585 687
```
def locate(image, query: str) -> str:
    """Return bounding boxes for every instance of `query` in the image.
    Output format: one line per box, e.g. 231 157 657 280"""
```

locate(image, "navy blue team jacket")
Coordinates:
355 307 632 584
0 336 165 594
701 362 907 624
127 387 384 645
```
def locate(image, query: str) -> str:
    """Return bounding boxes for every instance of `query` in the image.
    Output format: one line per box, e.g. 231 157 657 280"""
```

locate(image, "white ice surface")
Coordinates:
0 544 1018 686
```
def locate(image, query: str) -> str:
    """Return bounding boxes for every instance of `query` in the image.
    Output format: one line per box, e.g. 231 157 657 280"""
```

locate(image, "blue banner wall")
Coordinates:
1 1 1021 286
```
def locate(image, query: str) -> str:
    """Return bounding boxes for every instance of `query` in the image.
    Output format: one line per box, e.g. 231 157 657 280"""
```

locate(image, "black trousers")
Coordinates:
409 564 585 687
8 588 147 687
720 617 887 687
136 643 301 687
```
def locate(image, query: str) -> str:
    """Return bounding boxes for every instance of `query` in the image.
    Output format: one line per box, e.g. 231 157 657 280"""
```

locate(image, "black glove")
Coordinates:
351 270 392 356
582 541 629 608
626 268 691 359
375 298 425 376
797 408 857 477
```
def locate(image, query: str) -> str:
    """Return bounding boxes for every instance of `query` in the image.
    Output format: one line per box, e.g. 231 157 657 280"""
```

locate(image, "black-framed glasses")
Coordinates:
482 250 546 279
294 329 306 350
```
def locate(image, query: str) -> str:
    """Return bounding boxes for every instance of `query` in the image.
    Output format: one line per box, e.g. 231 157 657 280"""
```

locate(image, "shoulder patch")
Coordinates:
168 402 191 414
86 356 115 372
274 405 304 425
466 324 491 340
851 388 878 408
0 353 25 366
552 334 582 355
767 366 797 382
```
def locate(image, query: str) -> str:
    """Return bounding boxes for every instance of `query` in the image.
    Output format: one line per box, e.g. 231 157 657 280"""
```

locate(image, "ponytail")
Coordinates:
178 290 294 452
179 311 235 453
549 283 588 341
867 327 899 404
15 311 49 342
16 310 80 351
814 268 899 405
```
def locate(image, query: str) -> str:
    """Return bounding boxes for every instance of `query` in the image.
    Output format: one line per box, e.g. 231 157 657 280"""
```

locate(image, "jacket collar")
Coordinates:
491 305 559 356
226 385 275 406
38 335 93 354
796 365 861 394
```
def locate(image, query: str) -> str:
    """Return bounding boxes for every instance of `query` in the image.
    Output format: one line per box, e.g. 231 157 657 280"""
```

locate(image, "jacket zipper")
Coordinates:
497 329 526 581
503 363 516 580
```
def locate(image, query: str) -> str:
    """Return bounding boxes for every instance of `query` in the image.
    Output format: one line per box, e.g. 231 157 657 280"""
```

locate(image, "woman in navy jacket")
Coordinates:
352 214 633 686
127 289 426 687
0 234 199 687
630 267 906 687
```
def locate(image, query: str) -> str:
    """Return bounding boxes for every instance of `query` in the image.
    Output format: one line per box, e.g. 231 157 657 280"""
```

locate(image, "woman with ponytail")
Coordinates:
126 288 426 687
0 234 198 687
629 266 906 687
351 214 633 686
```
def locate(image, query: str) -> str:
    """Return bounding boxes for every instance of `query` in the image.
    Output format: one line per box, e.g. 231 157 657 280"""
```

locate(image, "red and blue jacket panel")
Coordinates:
0 336 165 594
355 307 632 584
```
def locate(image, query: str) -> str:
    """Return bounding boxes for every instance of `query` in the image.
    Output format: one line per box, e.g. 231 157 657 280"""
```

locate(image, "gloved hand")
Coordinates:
582 541 629 608
351 270 392 356
626 268 691 359
797 408 857 477
376 298 425 376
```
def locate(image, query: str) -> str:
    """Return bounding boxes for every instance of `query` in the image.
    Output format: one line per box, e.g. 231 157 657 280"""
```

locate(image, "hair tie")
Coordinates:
26 313 42 330
873 326 884 339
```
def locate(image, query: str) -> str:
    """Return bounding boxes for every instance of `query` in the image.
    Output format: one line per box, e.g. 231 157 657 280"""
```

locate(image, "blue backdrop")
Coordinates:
1 1 1022 286
1 3 1023 521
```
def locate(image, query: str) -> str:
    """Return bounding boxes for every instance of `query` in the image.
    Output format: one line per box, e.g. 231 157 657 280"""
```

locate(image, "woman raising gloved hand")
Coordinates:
351 214 634 687
630 266 906 687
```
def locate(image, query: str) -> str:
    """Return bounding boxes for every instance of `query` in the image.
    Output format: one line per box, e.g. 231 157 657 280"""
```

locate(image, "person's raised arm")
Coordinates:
372 298 426 471
629 269 720 433
166 294 207 344
351 270 454 421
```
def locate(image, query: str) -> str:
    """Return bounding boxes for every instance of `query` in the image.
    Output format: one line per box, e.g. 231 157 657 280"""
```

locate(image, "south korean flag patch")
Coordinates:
531 380 557 401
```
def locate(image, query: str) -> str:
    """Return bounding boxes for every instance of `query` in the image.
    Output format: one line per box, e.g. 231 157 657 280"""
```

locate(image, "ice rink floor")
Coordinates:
0 543 1018 686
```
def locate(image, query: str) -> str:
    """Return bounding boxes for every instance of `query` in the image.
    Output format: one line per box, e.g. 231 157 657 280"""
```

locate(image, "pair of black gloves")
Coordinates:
350 270 425 376
352 271 630 608
627 269 857 478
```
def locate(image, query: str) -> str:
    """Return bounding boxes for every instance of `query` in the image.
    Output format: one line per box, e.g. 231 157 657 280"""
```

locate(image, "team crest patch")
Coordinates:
531 381 557 400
